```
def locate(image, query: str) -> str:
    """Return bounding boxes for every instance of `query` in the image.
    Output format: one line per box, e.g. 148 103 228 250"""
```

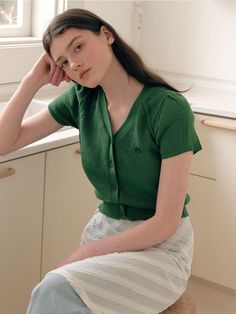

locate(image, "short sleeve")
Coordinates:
48 84 80 129
155 94 202 159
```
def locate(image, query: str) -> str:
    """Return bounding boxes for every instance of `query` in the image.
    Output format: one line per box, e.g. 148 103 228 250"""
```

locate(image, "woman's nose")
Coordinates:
70 59 81 71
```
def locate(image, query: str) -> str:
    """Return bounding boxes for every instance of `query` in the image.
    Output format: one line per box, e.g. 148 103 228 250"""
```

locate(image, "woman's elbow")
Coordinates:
153 215 181 242
0 147 9 156
0 144 14 156
165 218 182 241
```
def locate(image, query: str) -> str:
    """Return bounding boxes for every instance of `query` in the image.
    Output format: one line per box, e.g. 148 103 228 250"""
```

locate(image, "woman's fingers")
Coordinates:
49 63 66 86
42 52 71 86
50 65 62 85
51 66 71 86
55 69 65 86
48 61 57 80
44 53 61 85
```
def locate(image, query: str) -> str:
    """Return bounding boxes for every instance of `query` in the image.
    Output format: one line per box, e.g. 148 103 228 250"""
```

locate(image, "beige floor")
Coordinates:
187 276 236 314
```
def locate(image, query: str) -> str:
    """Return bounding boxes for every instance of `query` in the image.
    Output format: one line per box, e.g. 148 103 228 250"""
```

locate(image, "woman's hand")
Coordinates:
56 244 94 268
27 52 71 89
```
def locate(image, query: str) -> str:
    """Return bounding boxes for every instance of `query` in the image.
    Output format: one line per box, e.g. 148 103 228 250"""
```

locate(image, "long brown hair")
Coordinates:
43 8 179 92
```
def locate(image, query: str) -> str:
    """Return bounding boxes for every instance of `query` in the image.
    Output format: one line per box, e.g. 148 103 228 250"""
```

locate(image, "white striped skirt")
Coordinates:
49 210 194 314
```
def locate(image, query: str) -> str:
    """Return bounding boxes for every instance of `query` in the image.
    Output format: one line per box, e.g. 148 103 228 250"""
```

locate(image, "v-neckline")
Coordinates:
99 86 146 140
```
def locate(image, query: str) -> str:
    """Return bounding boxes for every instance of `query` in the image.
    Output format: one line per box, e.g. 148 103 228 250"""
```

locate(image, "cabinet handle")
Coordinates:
202 119 236 131
0 167 16 179
75 148 81 155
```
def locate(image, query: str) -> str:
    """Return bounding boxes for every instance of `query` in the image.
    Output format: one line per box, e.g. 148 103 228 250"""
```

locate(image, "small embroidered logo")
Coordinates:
134 147 142 153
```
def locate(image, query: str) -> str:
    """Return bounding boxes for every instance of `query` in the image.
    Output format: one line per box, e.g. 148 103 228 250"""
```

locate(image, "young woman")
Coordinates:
0 8 202 314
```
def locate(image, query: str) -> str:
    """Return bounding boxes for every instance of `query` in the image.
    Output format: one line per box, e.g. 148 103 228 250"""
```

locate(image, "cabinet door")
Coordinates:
0 153 44 314
42 143 99 276
189 114 236 290
191 114 236 180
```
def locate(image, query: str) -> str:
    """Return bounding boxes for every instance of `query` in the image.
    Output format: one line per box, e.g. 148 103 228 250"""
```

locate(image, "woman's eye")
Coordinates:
61 60 68 68
75 44 83 52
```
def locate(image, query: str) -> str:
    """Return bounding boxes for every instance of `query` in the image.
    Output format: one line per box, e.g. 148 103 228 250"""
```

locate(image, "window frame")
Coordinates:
0 0 32 37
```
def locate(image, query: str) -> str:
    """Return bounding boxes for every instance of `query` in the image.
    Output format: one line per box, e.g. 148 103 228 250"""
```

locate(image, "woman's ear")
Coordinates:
100 26 114 45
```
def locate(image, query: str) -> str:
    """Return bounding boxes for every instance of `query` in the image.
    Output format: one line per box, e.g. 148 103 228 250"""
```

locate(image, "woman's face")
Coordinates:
50 27 115 88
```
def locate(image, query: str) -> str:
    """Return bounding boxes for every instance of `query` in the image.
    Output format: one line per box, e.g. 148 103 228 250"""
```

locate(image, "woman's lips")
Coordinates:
80 68 91 79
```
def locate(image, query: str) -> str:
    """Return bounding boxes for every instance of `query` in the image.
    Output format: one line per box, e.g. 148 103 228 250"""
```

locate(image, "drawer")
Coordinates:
191 114 236 179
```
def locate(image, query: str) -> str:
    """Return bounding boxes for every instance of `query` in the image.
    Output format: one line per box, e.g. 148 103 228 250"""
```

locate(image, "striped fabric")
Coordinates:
50 210 194 314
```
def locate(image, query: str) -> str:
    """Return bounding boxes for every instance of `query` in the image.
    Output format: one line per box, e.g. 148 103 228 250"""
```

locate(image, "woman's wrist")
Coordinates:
22 71 47 91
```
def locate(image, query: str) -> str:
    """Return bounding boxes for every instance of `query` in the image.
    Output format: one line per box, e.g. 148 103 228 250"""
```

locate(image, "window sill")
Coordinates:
0 37 41 46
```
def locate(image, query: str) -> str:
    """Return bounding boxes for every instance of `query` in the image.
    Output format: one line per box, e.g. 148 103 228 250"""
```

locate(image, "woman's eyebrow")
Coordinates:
55 35 82 64
66 35 82 51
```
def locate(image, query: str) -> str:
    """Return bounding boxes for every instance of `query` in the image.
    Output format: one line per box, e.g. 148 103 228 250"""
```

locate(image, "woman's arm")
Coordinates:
0 53 69 155
58 151 193 267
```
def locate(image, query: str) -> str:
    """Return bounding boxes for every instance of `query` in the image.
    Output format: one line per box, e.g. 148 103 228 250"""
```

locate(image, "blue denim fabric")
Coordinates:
27 273 91 314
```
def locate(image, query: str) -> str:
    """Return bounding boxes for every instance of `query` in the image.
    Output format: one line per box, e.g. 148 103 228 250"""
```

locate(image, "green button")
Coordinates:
135 147 142 153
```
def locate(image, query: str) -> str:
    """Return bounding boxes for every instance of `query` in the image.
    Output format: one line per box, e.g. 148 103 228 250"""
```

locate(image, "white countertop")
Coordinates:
0 128 79 163
0 85 235 163
185 87 236 119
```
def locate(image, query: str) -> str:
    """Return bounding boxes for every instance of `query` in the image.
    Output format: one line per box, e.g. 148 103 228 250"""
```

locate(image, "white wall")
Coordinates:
140 1 236 84
0 44 43 85
69 0 135 46
3 0 235 98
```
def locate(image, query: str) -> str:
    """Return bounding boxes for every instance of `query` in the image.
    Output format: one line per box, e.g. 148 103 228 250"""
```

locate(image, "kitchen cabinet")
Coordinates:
0 153 44 314
41 143 99 276
189 114 236 290
0 143 99 313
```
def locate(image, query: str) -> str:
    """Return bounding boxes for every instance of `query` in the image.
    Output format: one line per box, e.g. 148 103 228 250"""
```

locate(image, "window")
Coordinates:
0 0 18 25
0 0 71 39
0 0 31 37
0 0 81 91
